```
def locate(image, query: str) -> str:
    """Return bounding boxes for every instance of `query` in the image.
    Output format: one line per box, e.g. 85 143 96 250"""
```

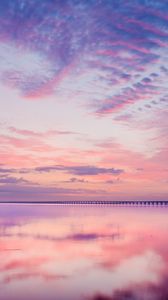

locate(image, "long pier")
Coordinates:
1 200 168 206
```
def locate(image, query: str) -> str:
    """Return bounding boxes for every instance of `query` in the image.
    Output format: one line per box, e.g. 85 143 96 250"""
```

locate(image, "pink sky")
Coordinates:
0 0 167 201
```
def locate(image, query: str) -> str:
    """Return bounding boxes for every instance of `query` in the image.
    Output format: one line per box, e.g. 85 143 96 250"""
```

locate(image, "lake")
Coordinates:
0 204 168 300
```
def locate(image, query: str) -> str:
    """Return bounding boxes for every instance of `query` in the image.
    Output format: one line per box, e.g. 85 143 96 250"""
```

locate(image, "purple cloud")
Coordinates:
0 175 28 184
0 183 107 198
0 167 15 174
35 165 124 176
88 274 168 300
95 79 159 115
0 0 167 114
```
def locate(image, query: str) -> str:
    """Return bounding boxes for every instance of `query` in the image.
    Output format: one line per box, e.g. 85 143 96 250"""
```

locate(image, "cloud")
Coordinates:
8 126 78 137
0 41 55 96
0 256 67 284
35 165 124 176
0 183 107 201
0 175 29 184
0 185 84 195
0 133 58 153
2 230 122 244
66 177 88 183
95 79 159 115
67 232 121 242
3 271 66 284
87 275 168 300
0 167 15 174
0 0 167 114
114 113 133 122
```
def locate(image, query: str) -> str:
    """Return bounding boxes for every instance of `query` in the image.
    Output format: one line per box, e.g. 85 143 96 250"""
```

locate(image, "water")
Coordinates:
0 204 168 300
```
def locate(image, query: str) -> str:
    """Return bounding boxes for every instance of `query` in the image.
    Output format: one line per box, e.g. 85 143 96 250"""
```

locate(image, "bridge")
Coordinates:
46 200 168 206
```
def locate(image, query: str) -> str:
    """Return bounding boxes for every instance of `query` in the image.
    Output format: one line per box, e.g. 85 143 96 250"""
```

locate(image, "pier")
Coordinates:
1 200 168 206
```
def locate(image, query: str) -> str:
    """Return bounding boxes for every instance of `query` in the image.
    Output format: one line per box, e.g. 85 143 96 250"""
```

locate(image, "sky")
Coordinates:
0 0 167 201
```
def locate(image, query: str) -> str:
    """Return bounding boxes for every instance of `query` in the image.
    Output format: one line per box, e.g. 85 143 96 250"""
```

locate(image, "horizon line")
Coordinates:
0 200 168 205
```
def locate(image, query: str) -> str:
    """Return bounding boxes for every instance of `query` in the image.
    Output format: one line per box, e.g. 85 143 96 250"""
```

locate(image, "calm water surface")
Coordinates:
0 204 168 300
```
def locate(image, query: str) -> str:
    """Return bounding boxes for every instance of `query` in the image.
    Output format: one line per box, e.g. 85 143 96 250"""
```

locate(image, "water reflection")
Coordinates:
0 204 168 300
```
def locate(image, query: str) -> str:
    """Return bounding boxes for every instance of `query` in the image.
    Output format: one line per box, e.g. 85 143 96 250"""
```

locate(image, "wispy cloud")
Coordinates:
8 126 78 137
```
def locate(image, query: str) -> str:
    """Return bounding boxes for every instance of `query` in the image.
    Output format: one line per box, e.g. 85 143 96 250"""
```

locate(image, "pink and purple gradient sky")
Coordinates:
0 0 167 201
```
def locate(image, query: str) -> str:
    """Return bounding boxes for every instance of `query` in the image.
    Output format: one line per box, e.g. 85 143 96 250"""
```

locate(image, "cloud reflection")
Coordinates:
0 205 168 300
